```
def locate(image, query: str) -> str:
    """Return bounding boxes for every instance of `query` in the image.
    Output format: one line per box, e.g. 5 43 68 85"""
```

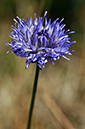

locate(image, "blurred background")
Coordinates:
0 0 85 129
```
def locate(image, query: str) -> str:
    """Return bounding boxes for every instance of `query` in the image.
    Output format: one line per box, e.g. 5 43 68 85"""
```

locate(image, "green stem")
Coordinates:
27 65 39 129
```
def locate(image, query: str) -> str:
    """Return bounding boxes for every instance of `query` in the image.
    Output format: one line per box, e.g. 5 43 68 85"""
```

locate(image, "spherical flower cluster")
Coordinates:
6 11 76 69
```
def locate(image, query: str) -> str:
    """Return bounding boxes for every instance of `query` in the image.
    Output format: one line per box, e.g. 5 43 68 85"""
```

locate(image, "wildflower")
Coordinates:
6 11 76 69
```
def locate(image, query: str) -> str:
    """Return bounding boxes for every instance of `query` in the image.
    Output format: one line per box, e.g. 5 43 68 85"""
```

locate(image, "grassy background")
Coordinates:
0 0 85 129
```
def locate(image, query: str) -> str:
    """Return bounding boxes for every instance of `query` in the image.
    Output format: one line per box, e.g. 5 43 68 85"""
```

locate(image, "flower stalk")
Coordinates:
27 65 39 129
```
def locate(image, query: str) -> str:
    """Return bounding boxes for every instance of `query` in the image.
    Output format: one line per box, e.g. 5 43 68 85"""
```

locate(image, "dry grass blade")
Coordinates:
38 89 75 129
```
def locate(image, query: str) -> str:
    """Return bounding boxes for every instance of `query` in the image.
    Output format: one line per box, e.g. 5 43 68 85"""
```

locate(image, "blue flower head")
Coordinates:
6 11 76 69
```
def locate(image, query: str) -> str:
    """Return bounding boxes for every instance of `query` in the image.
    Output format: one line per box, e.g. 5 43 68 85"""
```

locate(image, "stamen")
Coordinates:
44 11 47 17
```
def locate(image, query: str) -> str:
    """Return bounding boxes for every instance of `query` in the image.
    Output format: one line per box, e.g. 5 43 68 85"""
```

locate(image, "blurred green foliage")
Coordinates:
0 0 17 20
